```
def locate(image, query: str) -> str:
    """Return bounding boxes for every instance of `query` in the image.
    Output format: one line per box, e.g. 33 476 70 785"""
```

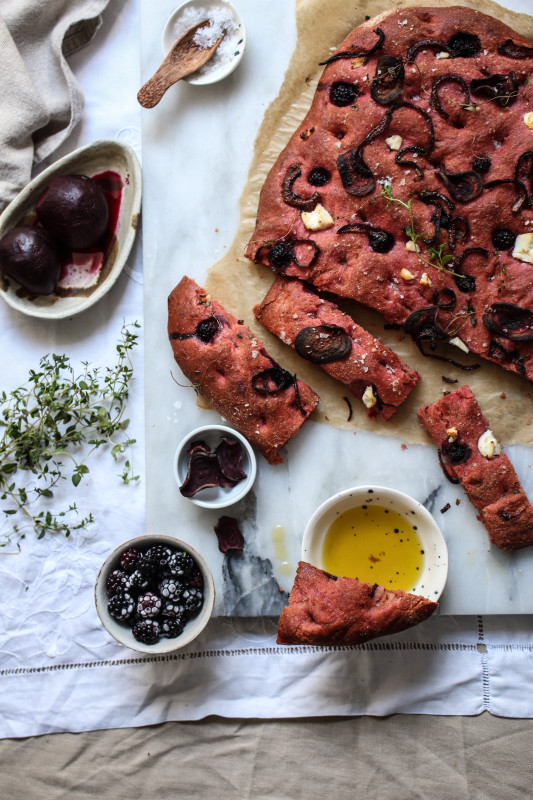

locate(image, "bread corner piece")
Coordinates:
277 562 438 646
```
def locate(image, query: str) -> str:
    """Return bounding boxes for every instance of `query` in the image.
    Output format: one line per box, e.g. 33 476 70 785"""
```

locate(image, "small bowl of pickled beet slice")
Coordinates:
95 533 215 654
174 424 257 509
0 139 141 319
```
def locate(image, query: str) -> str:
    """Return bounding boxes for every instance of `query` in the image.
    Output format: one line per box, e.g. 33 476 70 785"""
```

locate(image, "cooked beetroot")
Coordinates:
483 303 533 342
215 437 247 483
36 174 109 250
294 325 352 364
187 440 211 455
179 450 222 497
0 225 60 295
214 516 245 553
370 55 404 105
281 164 319 211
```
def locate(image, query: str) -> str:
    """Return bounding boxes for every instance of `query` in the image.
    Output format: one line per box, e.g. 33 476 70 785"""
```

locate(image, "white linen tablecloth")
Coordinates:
2 0 533 739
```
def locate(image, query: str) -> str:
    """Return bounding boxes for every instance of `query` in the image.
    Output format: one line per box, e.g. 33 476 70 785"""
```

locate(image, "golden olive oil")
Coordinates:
322 505 424 591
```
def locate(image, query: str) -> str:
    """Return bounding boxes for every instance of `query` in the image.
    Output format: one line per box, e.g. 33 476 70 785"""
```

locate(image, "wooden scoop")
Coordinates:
137 20 225 108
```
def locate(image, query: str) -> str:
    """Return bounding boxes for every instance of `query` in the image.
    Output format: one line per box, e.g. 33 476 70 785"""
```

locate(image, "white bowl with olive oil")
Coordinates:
302 485 448 601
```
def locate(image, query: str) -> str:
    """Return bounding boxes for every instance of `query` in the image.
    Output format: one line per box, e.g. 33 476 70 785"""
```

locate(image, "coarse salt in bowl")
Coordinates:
161 0 246 85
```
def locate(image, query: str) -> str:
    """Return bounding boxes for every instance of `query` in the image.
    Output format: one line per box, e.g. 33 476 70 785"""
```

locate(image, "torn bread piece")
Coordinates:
277 561 438 646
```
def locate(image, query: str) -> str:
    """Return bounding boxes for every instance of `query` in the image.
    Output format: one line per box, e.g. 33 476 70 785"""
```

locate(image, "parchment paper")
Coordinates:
206 0 533 445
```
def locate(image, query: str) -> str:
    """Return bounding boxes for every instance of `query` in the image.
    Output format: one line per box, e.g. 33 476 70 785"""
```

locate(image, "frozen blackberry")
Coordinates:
181 586 204 617
106 569 130 596
137 591 162 619
159 576 183 601
119 547 141 574
161 600 186 620
132 619 161 645
167 550 194 578
128 569 151 595
161 616 185 638
144 544 173 571
108 591 135 621
187 568 204 590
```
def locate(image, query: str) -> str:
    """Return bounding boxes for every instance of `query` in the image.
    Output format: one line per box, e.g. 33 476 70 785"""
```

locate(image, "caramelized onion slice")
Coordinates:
370 55 405 105
281 164 320 211
406 39 451 62
484 178 528 214
431 74 470 120
337 222 395 253
470 72 519 108
337 147 375 196
251 366 295 394
498 39 533 59
319 27 385 65
453 248 488 293
514 151 533 200
483 303 533 342
294 325 352 364
260 239 320 272
436 166 483 203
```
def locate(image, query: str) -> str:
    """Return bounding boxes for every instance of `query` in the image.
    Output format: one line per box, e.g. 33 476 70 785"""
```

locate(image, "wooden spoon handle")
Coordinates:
137 71 180 109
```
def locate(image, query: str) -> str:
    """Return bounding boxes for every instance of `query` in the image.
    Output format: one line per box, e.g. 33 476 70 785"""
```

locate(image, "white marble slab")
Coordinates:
141 0 533 615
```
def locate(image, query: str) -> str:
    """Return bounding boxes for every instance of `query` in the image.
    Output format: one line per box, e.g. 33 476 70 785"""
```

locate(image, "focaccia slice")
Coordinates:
168 276 319 465
254 276 420 420
277 561 438 646
417 385 533 549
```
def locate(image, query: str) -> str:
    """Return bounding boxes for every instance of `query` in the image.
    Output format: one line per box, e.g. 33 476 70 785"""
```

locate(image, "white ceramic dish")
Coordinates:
174 424 256 508
0 139 142 319
161 0 246 85
302 485 449 601
95 534 215 654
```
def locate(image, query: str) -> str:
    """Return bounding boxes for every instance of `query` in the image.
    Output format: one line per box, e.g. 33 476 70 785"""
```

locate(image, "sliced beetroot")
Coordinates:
216 437 247 483
179 451 222 497
370 55 404 105
214 516 245 553
498 39 533 59
187 440 211 455
436 166 483 203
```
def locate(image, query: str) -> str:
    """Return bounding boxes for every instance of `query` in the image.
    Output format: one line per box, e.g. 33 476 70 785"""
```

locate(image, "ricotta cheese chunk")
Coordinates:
477 429 502 460
301 204 334 231
512 232 533 264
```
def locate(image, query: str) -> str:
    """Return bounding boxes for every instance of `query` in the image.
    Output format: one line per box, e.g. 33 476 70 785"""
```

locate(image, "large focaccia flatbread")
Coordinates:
277 562 438 645
246 6 533 381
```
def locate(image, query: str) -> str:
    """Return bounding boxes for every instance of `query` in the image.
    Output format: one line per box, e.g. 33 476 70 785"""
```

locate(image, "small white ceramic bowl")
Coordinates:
95 534 215 654
161 0 246 85
302 485 448 601
174 424 256 509
0 139 141 319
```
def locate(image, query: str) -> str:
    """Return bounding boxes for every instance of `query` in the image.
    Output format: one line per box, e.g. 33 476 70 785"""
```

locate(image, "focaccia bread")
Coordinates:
168 276 319 465
246 6 533 381
254 276 421 420
277 561 438 645
417 385 533 549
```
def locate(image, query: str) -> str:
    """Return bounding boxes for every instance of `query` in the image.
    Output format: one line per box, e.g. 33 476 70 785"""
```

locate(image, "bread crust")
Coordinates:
167 276 319 465
277 561 438 645
246 6 533 380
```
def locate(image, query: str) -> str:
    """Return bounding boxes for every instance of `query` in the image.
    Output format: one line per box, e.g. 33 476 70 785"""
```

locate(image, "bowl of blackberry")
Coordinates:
95 534 215 653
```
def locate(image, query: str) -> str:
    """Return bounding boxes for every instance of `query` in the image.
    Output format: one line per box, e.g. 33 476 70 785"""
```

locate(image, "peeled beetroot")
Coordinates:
36 174 109 250
0 226 60 295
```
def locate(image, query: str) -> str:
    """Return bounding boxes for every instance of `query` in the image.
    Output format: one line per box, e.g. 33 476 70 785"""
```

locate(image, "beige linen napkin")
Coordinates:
0 0 110 212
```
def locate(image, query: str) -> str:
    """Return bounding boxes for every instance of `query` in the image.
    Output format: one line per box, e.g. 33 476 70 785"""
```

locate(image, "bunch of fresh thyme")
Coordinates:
0 322 140 545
